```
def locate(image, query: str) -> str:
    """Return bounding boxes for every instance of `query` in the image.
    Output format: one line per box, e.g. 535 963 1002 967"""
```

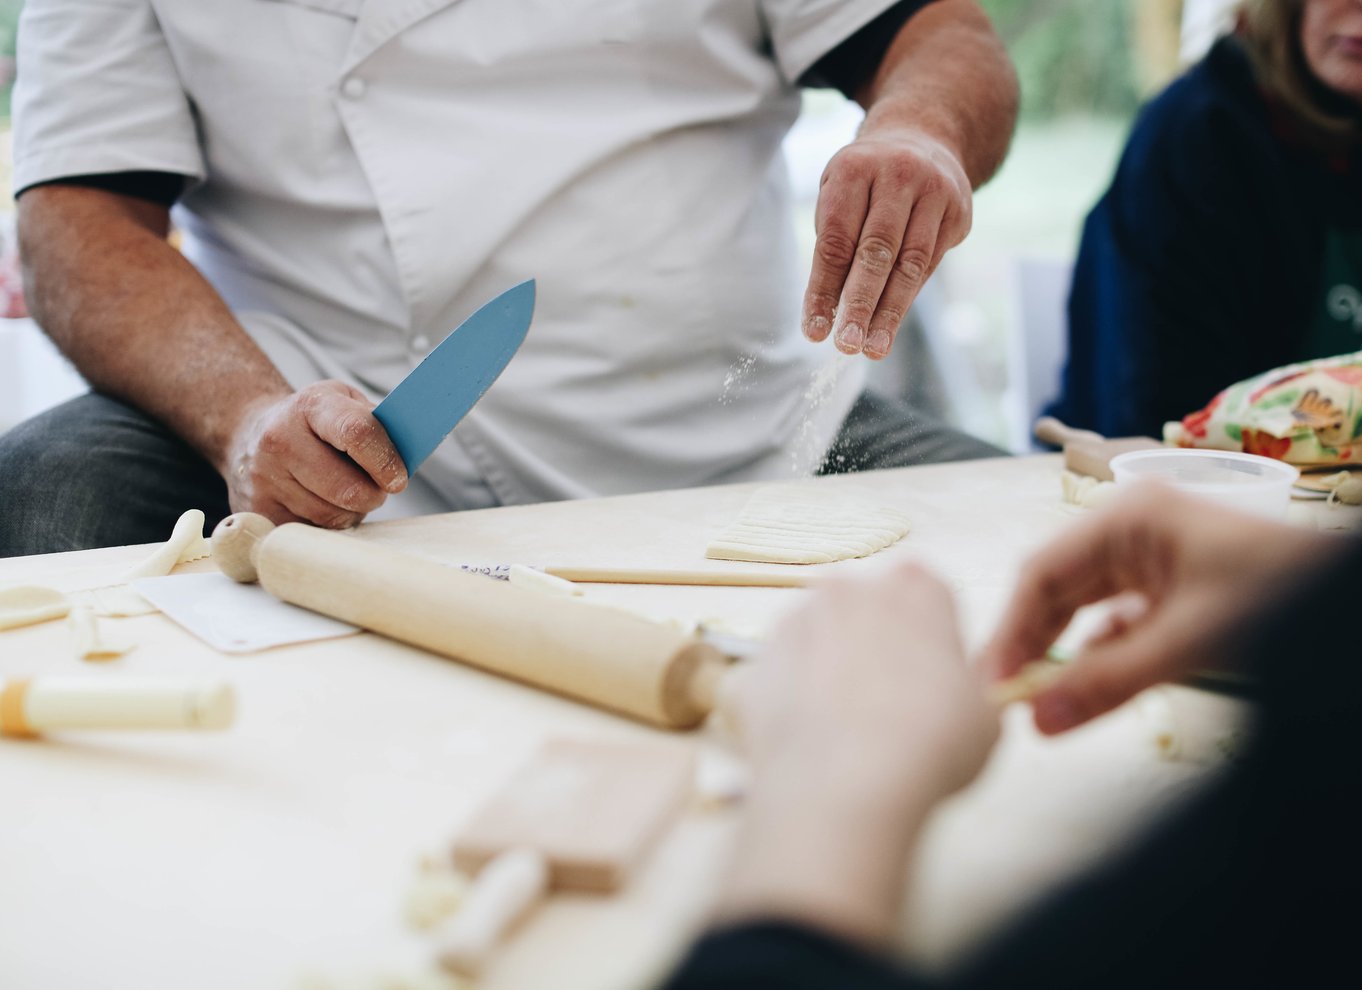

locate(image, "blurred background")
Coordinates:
0 0 1237 446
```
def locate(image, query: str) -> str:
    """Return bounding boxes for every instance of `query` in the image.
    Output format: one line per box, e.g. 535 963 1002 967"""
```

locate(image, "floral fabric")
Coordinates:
1165 351 1362 466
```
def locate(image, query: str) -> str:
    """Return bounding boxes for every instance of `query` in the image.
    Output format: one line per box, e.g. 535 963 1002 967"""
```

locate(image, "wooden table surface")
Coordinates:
2 455 1357 990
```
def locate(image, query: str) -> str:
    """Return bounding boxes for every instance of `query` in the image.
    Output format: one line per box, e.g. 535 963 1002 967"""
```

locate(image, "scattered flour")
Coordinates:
789 354 850 476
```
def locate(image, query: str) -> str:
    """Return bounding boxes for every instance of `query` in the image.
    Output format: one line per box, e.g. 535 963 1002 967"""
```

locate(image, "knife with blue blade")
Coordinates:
374 280 535 474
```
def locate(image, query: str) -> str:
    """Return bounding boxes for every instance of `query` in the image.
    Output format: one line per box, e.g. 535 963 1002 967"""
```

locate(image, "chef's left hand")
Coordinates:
801 127 972 360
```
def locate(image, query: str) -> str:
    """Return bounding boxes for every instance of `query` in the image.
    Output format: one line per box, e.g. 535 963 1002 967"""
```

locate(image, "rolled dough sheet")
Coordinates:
705 486 911 564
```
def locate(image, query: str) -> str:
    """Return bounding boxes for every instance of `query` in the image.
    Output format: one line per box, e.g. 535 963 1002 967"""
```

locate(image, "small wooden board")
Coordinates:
452 738 696 893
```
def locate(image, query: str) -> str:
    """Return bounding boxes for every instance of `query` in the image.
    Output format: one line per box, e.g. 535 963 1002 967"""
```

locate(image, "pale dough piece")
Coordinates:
0 585 72 631
1318 471 1362 506
705 486 911 564
1138 687 1247 766
1137 689 1179 760
1060 470 1118 510
507 564 583 597
987 660 1066 707
70 584 158 618
404 859 471 930
695 750 750 811
119 508 211 582
66 605 134 661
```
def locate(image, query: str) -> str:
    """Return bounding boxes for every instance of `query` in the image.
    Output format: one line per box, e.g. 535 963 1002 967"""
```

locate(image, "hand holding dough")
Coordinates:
705 486 911 564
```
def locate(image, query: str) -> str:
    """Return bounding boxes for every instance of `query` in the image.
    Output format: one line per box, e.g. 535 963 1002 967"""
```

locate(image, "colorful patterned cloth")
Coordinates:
1164 351 1362 465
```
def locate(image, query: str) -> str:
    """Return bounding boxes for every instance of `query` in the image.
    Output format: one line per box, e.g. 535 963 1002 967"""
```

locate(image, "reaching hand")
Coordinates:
978 486 1334 735
801 128 972 361
734 559 999 810
222 380 407 528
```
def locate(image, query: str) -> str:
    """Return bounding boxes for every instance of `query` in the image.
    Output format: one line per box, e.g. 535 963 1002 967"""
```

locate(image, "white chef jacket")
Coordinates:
13 0 889 513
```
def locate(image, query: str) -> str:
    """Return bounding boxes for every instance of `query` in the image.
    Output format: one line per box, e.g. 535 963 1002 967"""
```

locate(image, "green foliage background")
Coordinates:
2 0 19 119
980 0 1143 118
0 0 1148 122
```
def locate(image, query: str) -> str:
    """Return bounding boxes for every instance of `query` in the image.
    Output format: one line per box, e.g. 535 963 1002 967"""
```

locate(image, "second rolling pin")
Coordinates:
211 514 726 730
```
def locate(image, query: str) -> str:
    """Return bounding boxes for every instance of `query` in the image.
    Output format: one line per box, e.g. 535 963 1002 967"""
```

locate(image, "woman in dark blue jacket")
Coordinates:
1049 0 1362 439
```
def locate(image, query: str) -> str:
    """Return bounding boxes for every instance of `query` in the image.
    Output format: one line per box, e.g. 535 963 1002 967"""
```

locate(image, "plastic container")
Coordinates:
1109 449 1299 520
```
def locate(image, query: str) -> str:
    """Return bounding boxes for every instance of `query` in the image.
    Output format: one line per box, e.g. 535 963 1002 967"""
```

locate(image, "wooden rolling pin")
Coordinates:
1034 416 1163 481
211 514 726 730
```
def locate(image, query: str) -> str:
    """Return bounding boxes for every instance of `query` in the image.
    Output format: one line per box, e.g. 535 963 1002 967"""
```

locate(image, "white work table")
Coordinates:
2 455 1356 989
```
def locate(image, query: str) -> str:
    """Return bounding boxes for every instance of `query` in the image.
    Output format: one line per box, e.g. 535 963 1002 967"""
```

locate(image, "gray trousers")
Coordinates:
0 390 1003 557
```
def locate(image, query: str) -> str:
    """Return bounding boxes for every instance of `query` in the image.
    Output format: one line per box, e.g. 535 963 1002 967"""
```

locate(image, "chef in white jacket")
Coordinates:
0 0 1016 554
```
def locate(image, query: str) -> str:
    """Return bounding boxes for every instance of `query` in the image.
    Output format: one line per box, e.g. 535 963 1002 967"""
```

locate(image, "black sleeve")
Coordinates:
801 1 940 100
16 171 185 208
666 537 1362 990
665 921 929 990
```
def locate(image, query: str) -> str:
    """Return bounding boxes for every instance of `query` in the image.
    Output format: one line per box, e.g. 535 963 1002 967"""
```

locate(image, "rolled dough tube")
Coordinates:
67 605 133 661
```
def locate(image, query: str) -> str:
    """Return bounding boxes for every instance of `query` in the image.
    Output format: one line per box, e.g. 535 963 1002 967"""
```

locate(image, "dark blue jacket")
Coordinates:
1048 37 1362 438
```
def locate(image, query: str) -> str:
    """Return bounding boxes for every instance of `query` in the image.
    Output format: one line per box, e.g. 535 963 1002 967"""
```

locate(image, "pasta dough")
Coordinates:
72 585 158 618
119 509 211 582
0 585 71 631
1060 470 1119 510
705 486 911 564
67 605 133 661
507 565 583 597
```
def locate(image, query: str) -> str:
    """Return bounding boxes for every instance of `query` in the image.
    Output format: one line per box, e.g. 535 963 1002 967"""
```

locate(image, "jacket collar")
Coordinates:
342 0 465 74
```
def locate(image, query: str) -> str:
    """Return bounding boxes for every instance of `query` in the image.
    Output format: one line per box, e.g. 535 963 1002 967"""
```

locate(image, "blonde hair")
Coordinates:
1238 0 1360 148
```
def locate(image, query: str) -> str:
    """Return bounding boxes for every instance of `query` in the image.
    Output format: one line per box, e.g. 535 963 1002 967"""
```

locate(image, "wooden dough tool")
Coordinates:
210 514 728 729
1033 416 1161 482
0 677 236 737
440 737 695 976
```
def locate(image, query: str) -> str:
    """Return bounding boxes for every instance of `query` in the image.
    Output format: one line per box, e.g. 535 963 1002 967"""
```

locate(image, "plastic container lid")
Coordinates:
1109 449 1299 520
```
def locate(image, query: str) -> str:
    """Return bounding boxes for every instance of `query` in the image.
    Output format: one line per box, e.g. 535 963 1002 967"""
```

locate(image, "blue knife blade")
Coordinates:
374 280 535 474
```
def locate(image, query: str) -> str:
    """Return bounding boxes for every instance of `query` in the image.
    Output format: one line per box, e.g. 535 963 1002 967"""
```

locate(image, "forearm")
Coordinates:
17 186 291 473
858 0 1018 187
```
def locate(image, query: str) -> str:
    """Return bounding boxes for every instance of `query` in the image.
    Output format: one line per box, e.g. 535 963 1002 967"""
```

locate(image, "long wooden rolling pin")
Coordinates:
211 514 726 730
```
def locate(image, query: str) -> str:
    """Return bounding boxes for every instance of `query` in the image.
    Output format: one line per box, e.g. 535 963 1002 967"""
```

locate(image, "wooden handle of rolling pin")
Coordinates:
211 514 726 730
1033 416 1104 448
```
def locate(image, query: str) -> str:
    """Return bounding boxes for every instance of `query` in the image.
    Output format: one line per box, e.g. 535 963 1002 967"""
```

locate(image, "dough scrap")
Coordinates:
70 584 158 618
404 859 471 931
1318 471 1362 506
705 487 911 564
507 564 583 597
0 585 72 631
67 605 134 661
119 509 212 582
1060 470 1118 510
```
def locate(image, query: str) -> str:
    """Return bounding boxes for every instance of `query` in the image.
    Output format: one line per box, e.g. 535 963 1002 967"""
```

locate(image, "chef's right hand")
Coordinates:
221 380 407 528
977 485 1333 736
